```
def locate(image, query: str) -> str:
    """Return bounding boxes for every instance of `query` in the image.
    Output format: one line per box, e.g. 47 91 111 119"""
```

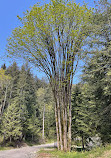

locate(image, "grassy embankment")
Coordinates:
38 144 111 158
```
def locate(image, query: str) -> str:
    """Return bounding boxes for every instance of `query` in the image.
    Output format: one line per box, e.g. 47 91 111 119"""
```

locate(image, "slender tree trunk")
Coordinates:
3 135 5 144
53 89 60 150
0 106 1 116
63 106 67 151
10 136 12 143
24 135 26 141
9 84 13 106
32 134 34 141
55 104 60 150
57 97 63 151
82 135 85 150
42 104 45 141
68 86 72 151
63 89 68 151
1 86 8 116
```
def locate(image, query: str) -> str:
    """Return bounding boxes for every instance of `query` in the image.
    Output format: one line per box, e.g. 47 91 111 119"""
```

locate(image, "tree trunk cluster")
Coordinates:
52 80 72 152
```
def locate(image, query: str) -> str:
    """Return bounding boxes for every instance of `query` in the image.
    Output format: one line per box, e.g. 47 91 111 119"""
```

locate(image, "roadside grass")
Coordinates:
0 147 14 151
24 140 40 146
0 136 14 150
24 139 55 146
38 144 111 158
45 139 56 144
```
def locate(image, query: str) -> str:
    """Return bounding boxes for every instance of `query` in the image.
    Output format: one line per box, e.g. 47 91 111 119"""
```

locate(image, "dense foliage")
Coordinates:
0 63 55 145
71 0 111 148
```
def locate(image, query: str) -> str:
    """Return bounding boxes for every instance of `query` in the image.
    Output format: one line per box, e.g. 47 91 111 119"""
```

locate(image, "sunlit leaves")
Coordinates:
7 0 93 73
0 68 12 89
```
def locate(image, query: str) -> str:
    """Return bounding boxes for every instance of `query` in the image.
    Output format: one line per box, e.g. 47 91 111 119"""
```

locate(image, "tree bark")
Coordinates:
10 136 12 143
63 106 67 151
32 134 34 141
42 104 45 141
82 135 85 150
63 90 68 151
1 85 8 117
55 104 60 150
57 97 63 151
68 86 72 151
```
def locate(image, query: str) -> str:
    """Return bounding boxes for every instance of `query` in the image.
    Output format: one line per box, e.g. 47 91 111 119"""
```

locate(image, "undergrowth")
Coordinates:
38 144 111 158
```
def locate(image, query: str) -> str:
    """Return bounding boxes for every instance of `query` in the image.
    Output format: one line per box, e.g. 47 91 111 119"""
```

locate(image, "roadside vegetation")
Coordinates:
0 63 55 148
0 147 14 151
38 144 111 158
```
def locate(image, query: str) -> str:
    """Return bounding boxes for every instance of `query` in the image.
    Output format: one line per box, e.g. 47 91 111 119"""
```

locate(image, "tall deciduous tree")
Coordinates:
7 0 93 151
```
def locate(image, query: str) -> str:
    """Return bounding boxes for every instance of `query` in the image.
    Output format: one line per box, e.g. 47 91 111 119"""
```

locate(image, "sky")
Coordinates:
0 0 96 83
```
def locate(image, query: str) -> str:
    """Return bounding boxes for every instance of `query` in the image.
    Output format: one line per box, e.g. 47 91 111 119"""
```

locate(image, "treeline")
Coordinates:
0 63 55 145
71 0 111 148
71 48 111 148
0 47 110 148
0 52 110 147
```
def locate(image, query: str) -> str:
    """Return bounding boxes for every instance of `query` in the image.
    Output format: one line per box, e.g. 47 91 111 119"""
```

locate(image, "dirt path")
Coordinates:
0 143 55 158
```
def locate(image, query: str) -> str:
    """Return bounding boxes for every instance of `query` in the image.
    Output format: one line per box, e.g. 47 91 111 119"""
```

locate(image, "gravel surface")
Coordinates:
0 143 55 158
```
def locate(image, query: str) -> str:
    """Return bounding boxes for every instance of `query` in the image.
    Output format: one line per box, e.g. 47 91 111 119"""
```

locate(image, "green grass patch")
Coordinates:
38 144 111 158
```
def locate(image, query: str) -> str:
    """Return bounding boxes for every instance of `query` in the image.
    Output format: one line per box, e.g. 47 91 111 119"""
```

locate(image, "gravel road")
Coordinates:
0 143 55 158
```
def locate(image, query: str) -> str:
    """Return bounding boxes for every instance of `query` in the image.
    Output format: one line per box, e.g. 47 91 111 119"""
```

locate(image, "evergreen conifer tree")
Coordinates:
72 84 96 149
2 100 22 142
81 0 111 143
